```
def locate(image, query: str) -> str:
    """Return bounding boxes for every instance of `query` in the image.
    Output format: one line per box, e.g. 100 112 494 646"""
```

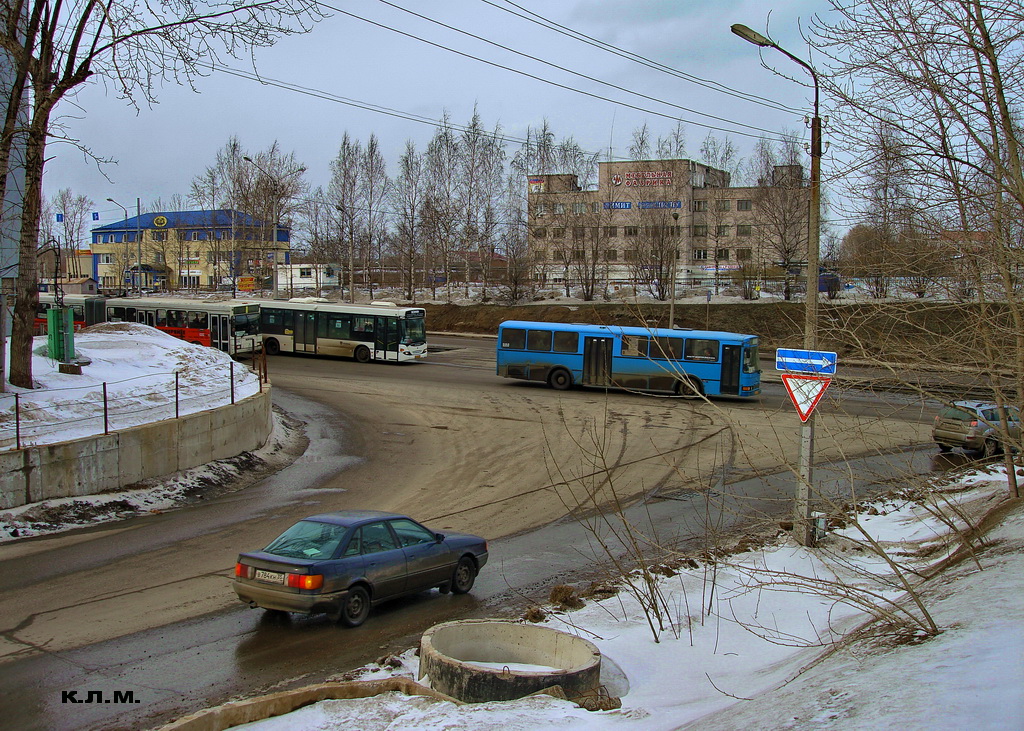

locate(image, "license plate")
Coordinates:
254 569 286 584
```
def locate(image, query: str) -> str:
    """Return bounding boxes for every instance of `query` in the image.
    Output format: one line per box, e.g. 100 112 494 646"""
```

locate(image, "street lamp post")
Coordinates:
732 23 822 546
105 197 138 294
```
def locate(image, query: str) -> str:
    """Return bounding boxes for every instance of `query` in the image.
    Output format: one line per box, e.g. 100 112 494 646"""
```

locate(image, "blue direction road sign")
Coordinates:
776 348 838 375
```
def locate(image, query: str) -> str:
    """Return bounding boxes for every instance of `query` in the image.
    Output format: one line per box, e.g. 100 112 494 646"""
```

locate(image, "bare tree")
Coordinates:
0 0 325 387
393 140 425 301
328 133 363 302
361 133 391 298
49 188 92 278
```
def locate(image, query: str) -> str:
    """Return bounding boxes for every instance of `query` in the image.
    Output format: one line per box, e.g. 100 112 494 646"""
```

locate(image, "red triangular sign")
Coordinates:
781 374 831 422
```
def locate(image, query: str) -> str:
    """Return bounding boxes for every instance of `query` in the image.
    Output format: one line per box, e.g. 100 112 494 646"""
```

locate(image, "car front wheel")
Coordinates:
452 557 477 594
338 585 371 627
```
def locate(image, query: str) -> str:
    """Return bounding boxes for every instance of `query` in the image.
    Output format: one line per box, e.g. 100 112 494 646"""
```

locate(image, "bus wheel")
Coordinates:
354 345 371 363
674 376 704 398
264 338 280 356
548 368 572 391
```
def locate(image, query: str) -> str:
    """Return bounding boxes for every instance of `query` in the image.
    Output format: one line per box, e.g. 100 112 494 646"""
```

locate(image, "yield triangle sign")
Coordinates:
781 374 831 422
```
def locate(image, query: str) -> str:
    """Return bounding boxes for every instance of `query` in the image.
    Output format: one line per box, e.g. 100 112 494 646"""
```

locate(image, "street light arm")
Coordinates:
731 24 819 119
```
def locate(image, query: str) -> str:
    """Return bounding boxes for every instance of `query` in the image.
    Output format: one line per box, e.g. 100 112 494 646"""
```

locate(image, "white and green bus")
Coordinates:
259 299 427 362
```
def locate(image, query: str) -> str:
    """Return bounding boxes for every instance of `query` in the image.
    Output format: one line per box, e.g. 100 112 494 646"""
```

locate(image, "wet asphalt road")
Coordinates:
0 336 971 730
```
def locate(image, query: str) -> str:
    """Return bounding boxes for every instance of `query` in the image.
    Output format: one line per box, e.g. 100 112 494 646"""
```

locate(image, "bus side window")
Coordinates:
653 337 683 360
190 311 208 329
72 305 85 321
527 329 552 351
685 339 719 361
156 309 168 327
353 316 374 340
501 328 526 349
107 307 125 322
622 335 649 357
553 331 579 353
328 316 350 340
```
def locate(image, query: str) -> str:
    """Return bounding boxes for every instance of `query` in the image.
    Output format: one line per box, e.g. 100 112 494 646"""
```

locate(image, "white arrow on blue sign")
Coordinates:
776 348 838 375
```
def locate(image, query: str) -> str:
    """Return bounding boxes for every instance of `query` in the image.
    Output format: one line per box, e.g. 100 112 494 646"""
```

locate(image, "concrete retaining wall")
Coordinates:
0 385 273 510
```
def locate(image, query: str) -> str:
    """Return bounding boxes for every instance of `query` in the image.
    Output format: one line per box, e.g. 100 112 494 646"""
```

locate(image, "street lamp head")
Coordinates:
731 23 774 48
242 156 253 163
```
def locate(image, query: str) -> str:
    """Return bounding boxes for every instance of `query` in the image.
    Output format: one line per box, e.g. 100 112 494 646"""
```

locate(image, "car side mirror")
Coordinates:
435 533 445 543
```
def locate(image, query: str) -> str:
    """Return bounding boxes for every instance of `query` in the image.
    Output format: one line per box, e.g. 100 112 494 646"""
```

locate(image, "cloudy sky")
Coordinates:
44 0 833 226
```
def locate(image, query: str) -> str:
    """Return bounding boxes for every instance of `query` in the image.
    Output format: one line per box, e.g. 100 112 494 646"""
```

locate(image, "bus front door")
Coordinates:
210 315 228 352
374 317 399 361
582 336 613 387
721 344 741 395
295 311 317 353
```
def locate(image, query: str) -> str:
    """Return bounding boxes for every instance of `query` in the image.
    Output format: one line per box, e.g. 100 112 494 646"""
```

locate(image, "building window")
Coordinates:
191 231 200 241
533 248 547 260
693 200 707 212
535 203 548 216
716 225 731 237
625 226 639 237
716 199 731 212
571 249 585 261
693 249 709 261
737 199 752 211
99 254 113 264
572 203 587 214
736 224 752 236
553 203 566 215
605 226 618 237
552 228 565 238
624 249 638 261
605 249 618 261
300 267 313 277
592 202 601 214
573 227 585 240
716 249 730 261
151 231 166 242
736 248 752 261
533 227 547 239
693 225 707 237
154 252 165 264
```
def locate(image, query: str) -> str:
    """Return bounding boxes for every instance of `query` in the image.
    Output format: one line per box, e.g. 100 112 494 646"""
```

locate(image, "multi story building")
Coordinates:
527 158 810 295
89 209 291 292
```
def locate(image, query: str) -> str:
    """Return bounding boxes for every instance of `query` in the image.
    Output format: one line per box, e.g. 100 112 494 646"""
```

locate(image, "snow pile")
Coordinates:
235 467 1023 731
0 323 260 449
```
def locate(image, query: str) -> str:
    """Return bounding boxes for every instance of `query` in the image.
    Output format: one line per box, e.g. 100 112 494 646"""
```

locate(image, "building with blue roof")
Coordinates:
89 209 290 292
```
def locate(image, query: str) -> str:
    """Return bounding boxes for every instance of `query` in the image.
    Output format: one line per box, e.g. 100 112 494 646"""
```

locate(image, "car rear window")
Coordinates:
939 407 973 421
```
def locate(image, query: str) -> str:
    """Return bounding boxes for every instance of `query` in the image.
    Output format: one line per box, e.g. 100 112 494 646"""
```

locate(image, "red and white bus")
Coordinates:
103 297 262 355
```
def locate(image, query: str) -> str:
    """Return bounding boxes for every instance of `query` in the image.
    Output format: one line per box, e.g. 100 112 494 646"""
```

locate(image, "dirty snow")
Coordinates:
236 467 1024 731
0 323 270 541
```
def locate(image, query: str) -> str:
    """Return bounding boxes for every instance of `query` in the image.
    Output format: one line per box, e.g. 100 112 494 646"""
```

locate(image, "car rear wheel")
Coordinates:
354 345 371 363
983 439 1001 458
937 443 952 453
338 585 371 627
264 338 281 356
452 557 477 594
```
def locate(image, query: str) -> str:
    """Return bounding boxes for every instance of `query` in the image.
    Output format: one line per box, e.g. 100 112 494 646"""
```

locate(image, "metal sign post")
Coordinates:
777 348 838 546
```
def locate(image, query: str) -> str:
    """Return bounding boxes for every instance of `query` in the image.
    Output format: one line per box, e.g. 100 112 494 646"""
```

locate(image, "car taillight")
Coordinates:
235 562 254 579
286 574 324 590
970 420 979 427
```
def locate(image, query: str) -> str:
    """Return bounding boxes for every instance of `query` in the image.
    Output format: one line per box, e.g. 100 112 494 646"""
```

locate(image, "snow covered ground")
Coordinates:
0 323 266 539
234 467 1024 731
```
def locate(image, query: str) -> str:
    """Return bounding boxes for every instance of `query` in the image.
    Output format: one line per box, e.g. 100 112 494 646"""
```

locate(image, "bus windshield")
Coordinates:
402 318 426 345
233 311 261 336
742 339 760 374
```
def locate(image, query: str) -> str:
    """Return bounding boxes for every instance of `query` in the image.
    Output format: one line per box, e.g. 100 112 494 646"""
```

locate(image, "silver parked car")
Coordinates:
932 401 1021 457
232 510 488 627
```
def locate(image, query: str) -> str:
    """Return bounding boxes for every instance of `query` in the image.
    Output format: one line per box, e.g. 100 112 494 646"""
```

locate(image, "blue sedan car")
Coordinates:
232 510 489 627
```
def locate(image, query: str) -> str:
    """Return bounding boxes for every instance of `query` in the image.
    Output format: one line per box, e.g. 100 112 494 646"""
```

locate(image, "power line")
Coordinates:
374 0 794 138
316 1 798 144
484 0 804 115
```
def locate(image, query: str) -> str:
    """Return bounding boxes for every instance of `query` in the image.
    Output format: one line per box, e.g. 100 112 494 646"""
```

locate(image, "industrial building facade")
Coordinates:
527 158 810 294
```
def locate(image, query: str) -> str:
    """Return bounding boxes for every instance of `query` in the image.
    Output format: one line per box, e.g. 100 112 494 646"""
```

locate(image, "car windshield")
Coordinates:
264 520 348 560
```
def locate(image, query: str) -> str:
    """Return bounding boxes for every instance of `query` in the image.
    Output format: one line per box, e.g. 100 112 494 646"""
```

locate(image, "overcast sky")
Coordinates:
44 0 833 226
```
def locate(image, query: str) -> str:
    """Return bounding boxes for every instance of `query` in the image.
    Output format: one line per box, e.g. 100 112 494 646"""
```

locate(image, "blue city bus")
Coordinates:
496 320 761 398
